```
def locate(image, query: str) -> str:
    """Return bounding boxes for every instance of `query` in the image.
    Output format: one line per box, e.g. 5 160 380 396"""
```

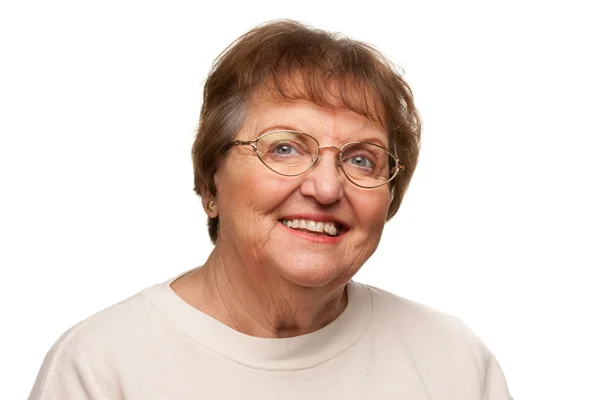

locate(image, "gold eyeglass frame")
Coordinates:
229 130 405 189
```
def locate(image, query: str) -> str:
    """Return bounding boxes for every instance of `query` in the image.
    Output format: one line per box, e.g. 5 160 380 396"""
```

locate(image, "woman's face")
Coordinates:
212 99 391 288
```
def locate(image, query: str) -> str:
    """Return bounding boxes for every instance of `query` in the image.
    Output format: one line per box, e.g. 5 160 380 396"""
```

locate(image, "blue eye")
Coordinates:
274 144 299 155
347 155 374 169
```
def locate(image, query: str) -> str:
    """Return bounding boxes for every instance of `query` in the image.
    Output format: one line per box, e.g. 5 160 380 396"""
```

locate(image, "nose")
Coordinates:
298 146 345 204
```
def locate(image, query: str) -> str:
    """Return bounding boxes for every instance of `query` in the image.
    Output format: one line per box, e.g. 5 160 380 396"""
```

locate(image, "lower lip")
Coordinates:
279 222 345 244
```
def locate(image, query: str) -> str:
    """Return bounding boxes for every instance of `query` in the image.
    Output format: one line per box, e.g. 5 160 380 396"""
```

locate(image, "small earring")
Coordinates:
207 200 216 213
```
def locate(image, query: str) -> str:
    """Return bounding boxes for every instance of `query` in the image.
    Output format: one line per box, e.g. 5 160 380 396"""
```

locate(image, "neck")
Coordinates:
181 246 348 338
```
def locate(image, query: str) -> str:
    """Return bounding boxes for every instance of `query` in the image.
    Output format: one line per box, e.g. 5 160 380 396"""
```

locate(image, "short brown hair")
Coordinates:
192 20 421 244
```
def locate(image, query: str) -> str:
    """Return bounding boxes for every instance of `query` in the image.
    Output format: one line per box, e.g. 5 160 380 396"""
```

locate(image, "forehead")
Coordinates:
241 99 389 145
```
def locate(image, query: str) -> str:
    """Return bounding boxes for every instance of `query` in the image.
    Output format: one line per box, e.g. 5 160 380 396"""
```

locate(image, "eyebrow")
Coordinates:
256 125 390 149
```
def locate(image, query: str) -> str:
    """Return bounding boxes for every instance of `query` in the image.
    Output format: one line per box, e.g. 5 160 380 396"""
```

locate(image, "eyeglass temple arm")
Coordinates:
232 140 256 145
224 139 258 152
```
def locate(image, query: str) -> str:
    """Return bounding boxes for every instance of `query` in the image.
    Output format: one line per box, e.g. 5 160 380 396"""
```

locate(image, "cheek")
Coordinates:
350 189 391 228
238 173 298 213
217 160 299 222
219 171 300 253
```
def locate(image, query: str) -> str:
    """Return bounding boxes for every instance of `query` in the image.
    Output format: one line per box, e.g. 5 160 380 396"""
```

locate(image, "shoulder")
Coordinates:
359 283 509 396
29 286 159 399
364 282 489 359
363 283 465 333
53 287 154 353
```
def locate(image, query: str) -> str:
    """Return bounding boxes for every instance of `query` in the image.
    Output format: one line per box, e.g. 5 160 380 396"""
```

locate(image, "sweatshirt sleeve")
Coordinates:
483 350 513 400
29 327 118 400
458 319 513 400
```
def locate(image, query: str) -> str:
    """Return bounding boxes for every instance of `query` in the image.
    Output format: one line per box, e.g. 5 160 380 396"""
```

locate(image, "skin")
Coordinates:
172 99 392 338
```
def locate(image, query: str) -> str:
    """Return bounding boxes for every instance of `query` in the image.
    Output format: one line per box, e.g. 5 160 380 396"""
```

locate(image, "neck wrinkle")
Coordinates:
200 246 348 339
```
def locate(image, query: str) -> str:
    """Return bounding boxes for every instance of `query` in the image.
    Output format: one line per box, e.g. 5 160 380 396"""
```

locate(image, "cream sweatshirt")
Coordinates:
29 275 512 399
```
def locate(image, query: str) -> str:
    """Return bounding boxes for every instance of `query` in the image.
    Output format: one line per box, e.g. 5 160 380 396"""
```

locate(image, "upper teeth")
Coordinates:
281 219 340 236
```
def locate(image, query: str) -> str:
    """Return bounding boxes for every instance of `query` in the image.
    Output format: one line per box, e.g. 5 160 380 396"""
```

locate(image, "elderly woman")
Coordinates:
30 20 511 399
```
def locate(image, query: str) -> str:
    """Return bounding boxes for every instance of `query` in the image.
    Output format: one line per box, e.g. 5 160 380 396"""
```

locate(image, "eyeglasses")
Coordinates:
229 130 404 188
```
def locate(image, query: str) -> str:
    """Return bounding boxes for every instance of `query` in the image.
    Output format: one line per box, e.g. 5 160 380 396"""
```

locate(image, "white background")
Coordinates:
1 0 598 399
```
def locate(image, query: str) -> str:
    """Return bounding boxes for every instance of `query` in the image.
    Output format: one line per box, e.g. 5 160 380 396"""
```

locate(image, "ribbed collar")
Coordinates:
143 269 373 371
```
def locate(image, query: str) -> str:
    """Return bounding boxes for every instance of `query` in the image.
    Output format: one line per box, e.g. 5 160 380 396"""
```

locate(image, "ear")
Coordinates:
198 181 219 218
202 196 218 218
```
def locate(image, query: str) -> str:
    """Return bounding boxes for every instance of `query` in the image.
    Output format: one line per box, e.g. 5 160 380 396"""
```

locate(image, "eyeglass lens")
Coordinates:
254 131 397 188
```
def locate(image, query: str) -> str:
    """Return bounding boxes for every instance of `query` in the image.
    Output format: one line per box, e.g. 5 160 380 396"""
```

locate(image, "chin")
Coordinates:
273 254 352 289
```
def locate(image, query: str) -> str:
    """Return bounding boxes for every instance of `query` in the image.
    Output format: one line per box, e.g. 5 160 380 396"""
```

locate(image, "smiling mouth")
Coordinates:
279 219 344 237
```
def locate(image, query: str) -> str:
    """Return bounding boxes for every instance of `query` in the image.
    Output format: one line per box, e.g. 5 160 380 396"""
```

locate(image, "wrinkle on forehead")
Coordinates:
244 98 389 147
249 72 388 131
